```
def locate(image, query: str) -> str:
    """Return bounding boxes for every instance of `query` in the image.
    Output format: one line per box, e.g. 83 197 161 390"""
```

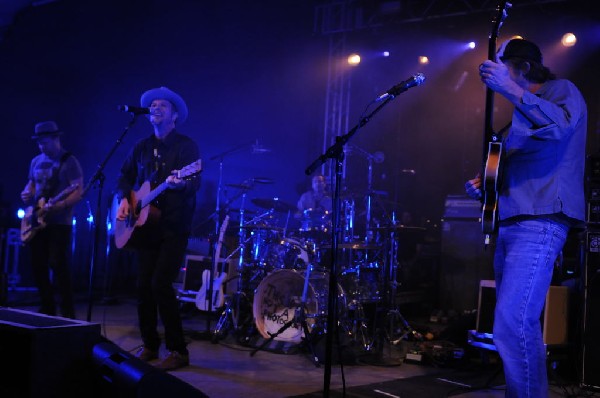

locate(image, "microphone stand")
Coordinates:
82 115 140 322
305 96 396 397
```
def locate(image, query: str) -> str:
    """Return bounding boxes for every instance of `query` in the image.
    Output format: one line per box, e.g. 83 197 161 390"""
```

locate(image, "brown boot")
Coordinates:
156 351 189 371
134 346 159 362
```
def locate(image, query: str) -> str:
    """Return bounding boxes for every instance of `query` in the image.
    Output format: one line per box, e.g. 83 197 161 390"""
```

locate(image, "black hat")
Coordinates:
31 121 63 139
500 39 543 64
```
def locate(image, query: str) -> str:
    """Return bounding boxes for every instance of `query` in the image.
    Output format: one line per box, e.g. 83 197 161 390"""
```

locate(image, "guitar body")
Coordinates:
196 215 229 311
482 141 502 235
195 265 227 311
113 159 202 250
20 183 79 243
114 181 161 249
21 198 47 243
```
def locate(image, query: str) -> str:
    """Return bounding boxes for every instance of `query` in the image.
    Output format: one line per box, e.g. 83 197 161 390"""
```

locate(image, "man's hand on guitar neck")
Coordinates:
465 173 482 200
165 172 186 190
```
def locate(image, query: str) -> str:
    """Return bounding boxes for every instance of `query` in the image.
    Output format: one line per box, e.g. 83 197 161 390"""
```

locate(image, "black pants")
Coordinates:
136 232 188 354
29 224 75 318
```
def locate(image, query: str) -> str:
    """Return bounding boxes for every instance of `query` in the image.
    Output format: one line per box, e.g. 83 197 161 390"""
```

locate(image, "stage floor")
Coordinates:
3 290 578 398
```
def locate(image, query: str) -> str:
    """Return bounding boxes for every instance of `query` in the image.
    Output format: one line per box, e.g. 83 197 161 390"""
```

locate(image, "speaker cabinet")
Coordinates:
440 216 494 313
582 230 600 390
476 280 569 345
0 308 102 398
93 342 208 397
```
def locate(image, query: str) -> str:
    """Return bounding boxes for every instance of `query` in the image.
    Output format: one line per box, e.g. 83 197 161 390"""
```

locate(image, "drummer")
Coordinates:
295 175 332 220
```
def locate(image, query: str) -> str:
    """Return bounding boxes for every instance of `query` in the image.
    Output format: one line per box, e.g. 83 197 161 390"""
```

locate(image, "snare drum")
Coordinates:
253 268 345 343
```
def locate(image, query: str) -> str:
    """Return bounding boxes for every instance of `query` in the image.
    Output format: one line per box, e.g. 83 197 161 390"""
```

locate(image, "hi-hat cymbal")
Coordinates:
251 198 296 213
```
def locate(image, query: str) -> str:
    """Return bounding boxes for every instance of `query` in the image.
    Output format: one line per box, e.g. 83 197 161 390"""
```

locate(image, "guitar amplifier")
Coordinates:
442 195 481 220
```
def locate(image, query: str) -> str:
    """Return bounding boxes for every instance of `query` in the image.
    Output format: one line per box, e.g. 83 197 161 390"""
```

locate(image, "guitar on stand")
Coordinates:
196 215 229 312
481 1 511 246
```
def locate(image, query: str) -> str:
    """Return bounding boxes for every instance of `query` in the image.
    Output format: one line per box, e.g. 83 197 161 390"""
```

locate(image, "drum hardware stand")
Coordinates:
250 265 321 367
364 222 422 362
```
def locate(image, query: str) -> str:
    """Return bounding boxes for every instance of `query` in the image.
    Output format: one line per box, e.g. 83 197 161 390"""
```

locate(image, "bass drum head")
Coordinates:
252 269 344 343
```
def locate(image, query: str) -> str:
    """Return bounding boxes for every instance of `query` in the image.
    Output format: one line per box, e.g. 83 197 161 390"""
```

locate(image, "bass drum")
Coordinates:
253 269 345 343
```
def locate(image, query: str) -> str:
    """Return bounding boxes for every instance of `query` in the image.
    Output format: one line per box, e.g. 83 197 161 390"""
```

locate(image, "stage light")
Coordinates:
347 53 361 65
382 51 390 57
17 208 25 219
561 33 577 47
418 56 429 65
468 41 476 49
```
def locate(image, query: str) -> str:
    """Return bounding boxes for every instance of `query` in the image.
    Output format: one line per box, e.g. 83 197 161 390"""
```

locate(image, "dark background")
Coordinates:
0 0 598 292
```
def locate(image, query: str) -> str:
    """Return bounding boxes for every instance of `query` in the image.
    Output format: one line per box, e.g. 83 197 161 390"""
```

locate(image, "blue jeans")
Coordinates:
493 218 569 398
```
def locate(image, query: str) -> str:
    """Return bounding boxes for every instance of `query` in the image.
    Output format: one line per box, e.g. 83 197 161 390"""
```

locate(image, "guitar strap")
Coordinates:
39 151 72 201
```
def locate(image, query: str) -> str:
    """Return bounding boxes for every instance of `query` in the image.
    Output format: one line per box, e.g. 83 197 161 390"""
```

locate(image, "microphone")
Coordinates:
117 105 150 115
376 73 426 102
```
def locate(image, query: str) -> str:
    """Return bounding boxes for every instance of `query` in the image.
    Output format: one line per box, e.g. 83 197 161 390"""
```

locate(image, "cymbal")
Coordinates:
240 224 283 231
227 208 256 214
321 241 381 250
251 198 296 213
251 177 273 184
226 183 252 190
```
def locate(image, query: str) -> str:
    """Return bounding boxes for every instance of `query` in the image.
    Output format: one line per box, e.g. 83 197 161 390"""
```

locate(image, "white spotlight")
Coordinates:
468 41 476 49
347 53 361 65
561 33 576 47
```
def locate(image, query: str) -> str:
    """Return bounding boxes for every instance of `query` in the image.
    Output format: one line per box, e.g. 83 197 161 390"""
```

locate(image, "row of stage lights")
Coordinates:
346 33 578 66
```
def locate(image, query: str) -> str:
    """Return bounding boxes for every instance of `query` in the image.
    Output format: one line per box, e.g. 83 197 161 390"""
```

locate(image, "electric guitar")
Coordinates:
113 159 202 249
481 1 511 244
196 215 229 311
21 183 79 243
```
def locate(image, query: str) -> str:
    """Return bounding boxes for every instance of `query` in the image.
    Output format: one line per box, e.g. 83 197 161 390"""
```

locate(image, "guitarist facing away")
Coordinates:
465 39 587 397
20 121 83 319
115 86 200 371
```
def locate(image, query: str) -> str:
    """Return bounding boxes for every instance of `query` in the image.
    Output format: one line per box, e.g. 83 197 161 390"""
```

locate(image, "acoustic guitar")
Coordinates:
113 159 202 249
481 1 511 245
21 183 79 243
196 215 229 311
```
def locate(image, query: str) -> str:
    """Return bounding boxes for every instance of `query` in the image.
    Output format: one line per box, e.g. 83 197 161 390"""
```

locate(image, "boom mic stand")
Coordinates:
306 73 425 395
306 96 397 397
82 114 140 322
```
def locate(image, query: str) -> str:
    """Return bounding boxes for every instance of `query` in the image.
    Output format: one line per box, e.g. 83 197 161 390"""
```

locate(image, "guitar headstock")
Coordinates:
176 159 202 179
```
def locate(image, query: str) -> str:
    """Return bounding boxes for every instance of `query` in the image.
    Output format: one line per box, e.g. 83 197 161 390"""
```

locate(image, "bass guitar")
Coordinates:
196 215 229 311
481 1 511 245
21 183 79 243
113 159 202 249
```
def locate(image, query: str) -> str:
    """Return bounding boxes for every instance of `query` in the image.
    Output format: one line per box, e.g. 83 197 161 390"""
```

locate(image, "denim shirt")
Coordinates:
499 79 587 225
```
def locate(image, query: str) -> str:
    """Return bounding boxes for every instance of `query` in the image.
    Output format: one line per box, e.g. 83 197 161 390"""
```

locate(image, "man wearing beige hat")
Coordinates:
115 87 200 371
20 121 84 319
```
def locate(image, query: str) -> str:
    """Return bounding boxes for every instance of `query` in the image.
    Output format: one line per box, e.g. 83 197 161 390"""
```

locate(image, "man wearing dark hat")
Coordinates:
20 121 84 319
115 87 200 371
465 39 587 397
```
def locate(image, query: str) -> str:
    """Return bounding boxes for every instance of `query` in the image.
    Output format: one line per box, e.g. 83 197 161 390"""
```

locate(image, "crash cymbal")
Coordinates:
251 177 273 184
320 241 381 250
251 198 296 213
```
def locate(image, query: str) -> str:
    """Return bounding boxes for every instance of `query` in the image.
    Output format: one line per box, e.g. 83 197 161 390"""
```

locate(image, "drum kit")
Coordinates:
209 182 426 359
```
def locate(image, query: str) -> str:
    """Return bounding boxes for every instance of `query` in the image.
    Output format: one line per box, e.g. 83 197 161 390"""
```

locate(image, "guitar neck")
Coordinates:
140 181 169 209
